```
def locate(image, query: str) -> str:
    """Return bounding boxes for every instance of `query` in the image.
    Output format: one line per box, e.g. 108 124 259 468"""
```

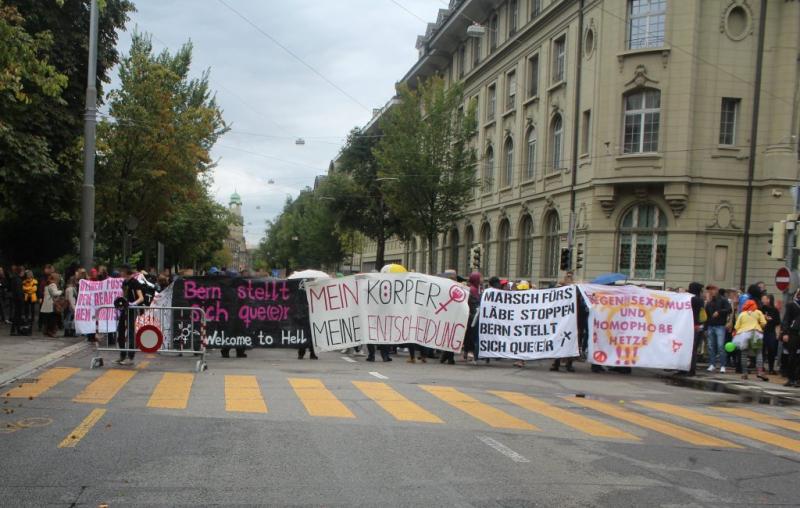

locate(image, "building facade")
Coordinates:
225 192 250 272
353 0 800 289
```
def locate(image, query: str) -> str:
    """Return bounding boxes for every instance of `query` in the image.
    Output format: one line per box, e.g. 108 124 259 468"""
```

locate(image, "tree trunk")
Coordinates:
427 234 436 275
376 235 386 269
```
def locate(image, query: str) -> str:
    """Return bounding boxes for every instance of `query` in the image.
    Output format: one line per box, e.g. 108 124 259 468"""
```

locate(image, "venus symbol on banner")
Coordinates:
436 285 467 314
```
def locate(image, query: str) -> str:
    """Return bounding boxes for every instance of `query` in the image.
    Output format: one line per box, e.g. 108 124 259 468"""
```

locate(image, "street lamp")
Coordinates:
79 0 99 269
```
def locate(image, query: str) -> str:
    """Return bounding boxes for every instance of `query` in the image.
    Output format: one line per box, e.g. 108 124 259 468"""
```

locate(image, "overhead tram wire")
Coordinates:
215 0 371 112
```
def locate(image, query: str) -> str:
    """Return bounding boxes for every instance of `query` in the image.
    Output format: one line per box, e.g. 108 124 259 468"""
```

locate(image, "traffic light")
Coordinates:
575 244 584 270
471 245 482 270
559 248 571 271
768 221 785 259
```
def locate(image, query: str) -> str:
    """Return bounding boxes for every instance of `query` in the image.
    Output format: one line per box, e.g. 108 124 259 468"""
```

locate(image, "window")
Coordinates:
464 226 474 275
628 0 666 49
527 54 539 97
472 36 481 67
550 114 564 171
489 14 499 51
458 44 466 79
518 216 534 277
450 228 460 271
581 109 591 155
530 0 542 19
483 146 494 191
719 98 739 146
487 84 496 120
506 70 517 110
481 223 492 275
503 137 514 186
498 219 510 276
508 0 518 36
623 89 660 153
542 212 560 278
618 204 667 279
526 128 537 180
552 35 566 83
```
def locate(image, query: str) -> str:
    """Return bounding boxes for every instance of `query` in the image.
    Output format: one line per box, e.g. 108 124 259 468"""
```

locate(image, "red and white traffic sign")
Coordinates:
775 267 791 292
135 324 164 353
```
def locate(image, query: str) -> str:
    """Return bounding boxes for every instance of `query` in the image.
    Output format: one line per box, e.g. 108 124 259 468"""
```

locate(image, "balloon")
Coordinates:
724 342 736 353
380 264 407 273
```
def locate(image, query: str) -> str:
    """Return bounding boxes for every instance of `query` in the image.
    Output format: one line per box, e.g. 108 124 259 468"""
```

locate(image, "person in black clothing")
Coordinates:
0 267 8 324
685 282 706 376
8 265 25 335
780 288 800 387
114 265 144 366
760 294 780 375
704 284 731 373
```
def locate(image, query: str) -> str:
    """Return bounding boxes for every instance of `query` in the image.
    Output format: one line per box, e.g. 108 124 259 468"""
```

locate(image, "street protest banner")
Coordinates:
171 277 310 349
74 278 124 335
305 273 470 353
478 286 578 360
578 284 694 370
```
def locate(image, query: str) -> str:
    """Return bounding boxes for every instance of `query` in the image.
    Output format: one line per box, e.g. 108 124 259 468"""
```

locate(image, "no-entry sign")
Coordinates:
775 267 791 292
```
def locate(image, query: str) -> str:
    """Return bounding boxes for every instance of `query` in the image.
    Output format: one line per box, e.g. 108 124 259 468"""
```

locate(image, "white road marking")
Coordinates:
340 357 357 363
368 371 388 380
478 435 530 463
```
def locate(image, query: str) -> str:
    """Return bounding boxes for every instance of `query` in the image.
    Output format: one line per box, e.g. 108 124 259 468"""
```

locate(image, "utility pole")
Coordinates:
79 0 99 269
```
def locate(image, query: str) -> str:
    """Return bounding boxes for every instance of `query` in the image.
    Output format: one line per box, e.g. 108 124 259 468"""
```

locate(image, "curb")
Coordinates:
0 341 90 389
663 373 800 406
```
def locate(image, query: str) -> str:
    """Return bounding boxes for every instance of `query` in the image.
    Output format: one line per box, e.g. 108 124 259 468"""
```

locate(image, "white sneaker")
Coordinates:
707 365 715 372
720 366 726 374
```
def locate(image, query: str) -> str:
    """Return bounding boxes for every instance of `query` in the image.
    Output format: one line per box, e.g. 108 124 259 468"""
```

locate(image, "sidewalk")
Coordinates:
662 366 800 405
0 323 87 387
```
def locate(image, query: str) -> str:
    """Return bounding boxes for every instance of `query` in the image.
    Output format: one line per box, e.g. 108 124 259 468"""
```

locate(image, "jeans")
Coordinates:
706 326 727 368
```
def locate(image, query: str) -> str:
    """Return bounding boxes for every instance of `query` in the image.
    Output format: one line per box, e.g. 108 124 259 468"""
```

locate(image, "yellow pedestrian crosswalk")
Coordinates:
73 369 136 405
225 375 267 414
10 366 800 455
3 367 79 399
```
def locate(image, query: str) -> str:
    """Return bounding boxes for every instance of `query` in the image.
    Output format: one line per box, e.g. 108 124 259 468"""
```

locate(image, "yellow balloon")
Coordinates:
380 263 407 273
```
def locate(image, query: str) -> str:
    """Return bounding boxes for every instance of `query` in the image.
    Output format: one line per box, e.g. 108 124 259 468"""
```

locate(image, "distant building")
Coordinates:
225 192 250 272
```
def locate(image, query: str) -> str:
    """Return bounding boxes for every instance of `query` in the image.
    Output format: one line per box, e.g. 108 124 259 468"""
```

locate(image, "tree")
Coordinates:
95 33 229 266
259 190 343 271
323 127 402 269
375 76 477 274
0 0 133 265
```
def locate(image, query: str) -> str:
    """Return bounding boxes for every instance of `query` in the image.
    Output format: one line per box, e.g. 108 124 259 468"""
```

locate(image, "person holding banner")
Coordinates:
114 265 144 366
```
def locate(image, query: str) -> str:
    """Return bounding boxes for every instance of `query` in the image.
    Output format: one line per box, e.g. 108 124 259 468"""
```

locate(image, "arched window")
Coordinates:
449 228 460 271
503 137 514 187
550 114 563 172
618 203 667 279
518 215 533 277
525 127 537 180
497 219 510 277
542 212 560 278
480 223 492 275
623 89 660 153
483 146 494 191
464 225 474 275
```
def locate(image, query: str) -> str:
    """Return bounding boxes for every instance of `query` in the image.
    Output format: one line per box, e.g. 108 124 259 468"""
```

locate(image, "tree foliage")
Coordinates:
96 32 230 267
258 190 343 271
322 127 402 268
0 0 133 265
375 76 477 273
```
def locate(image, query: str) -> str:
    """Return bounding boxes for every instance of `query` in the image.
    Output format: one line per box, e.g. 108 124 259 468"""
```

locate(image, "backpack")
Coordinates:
135 273 157 306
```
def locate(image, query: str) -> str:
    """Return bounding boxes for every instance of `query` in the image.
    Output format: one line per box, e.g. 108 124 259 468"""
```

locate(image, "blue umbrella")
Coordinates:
591 272 628 285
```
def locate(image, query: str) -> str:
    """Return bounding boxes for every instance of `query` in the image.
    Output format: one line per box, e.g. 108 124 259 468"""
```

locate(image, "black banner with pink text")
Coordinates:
172 277 310 348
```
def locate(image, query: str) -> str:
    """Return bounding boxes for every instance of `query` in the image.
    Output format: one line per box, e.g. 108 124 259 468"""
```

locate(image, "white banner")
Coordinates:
579 284 694 370
305 273 470 353
478 287 579 360
74 278 124 335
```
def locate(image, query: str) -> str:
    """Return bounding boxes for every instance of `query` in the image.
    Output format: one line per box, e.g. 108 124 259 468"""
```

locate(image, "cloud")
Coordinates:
111 0 444 246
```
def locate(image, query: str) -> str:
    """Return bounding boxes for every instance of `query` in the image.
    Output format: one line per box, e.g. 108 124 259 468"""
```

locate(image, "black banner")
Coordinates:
172 277 310 349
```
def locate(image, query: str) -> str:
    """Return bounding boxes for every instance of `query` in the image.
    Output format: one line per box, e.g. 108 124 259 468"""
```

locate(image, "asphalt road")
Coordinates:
1 347 799 507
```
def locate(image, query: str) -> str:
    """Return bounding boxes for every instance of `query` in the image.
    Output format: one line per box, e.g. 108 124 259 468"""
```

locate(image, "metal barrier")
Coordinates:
91 305 208 372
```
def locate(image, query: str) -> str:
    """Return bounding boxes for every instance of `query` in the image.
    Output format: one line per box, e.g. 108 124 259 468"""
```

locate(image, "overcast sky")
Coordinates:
108 0 445 247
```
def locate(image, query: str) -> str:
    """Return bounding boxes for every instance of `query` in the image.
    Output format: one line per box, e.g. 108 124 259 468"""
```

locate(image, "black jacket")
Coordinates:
705 295 731 327
781 300 800 337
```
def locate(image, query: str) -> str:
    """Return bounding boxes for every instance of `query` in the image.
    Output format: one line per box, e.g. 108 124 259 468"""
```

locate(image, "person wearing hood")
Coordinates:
780 288 800 387
687 282 705 376
463 272 483 365
733 299 767 381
